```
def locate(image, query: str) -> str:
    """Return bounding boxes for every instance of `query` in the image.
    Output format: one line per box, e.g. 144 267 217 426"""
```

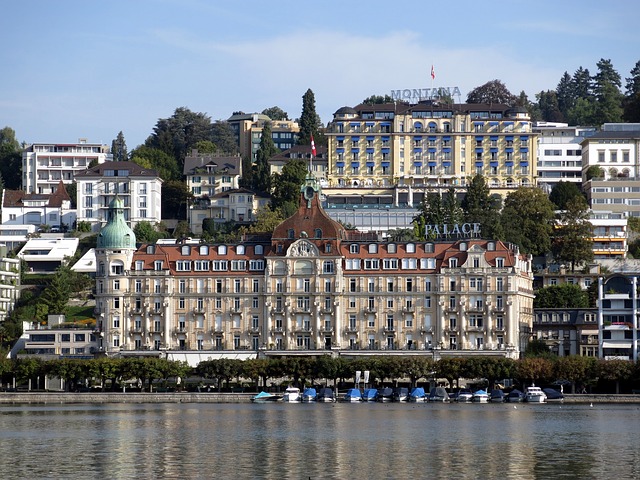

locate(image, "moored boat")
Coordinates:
316 387 336 403
282 386 301 402
457 388 473 403
344 388 362 402
524 386 547 403
301 387 317 402
506 389 524 403
376 387 393 402
362 388 378 402
543 388 564 402
472 389 489 403
251 391 281 403
489 389 505 403
392 387 409 402
409 387 427 402
428 387 450 402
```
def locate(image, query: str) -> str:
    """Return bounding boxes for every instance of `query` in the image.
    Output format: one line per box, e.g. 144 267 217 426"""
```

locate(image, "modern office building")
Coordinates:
597 274 640 361
226 112 300 161
75 161 162 232
94 178 535 361
322 101 537 208
534 122 596 192
22 139 111 194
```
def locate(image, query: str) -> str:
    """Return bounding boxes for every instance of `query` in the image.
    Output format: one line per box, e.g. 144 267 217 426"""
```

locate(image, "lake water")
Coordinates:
1 401 639 479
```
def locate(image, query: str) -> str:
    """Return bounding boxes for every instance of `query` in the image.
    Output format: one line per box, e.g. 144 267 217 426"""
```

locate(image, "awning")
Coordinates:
366 161 375 167
365 122 375 127
381 161 390 167
505 136 514 141
490 161 499 167
428 136 437 141
351 148 360 153
414 161 423 167
505 147 513 153
366 136 375 141
428 147 437 153
475 161 484 167
350 122 360 127
520 161 529 166
414 136 423 141
428 161 437 167
443 161 451 167
505 161 514 167
443 148 451 153
489 121 499 126
381 122 391 126
442 136 451 141
351 136 360 141
490 148 498 153
381 136 390 141
603 341 632 349
520 136 529 141
336 148 344 153
351 162 360 168
521 147 529 152
414 147 423 152
475 147 483 153
490 136 499 141
366 148 374 153
336 136 344 141
381 148 390 153
336 161 345 167
475 136 484 141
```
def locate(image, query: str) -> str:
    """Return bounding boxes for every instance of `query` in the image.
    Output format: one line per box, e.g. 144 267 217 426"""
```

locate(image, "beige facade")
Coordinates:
323 102 537 207
95 180 534 359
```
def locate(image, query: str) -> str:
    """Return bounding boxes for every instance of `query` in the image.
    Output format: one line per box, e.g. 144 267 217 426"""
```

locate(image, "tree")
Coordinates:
39 266 73 317
501 188 555 256
130 145 181 181
134 221 163 243
552 196 594 272
412 192 444 240
555 356 597 394
111 131 128 161
585 165 604 180
261 106 289 121
466 79 517 105
242 207 286 234
623 60 640 122
592 59 623 125
556 71 575 120
253 121 278 194
461 174 503 240
66 182 77 209
567 96 596 126
210 121 238 155
361 94 394 105
145 107 216 170
534 283 590 308
549 181 584 210
442 187 463 226
0 126 22 190
270 159 307 215
535 90 564 122
193 140 216 154
297 88 321 146
161 180 193 220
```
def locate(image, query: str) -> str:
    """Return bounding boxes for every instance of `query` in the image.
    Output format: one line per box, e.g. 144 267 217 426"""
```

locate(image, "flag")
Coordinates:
311 134 317 157
431 65 435 80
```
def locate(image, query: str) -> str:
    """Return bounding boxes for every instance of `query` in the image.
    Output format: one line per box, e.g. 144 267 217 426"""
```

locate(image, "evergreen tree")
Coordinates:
501 188 555 256
442 188 463 225
556 71 574 120
0 126 22 190
361 94 394 104
461 174 503 240
412 193 445 240
592 58 623 124
39 266 72 316
298 88 321 146
535 90 564 122
270 159 308 216
549 181 584 210
111 131 128 161
210 121 238 155
253 121 278 194
571 67 593 99
623 60 640 122
551 196 594 272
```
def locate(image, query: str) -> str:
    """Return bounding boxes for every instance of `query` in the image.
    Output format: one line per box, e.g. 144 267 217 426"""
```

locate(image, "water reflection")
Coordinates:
1 402 640 479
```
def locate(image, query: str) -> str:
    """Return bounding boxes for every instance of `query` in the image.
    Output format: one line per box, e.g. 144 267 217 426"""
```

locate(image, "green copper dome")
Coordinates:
97 197 136 249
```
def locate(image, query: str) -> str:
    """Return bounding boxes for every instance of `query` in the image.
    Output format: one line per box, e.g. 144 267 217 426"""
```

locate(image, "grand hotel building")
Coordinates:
323 102 537 207
94 179 534 361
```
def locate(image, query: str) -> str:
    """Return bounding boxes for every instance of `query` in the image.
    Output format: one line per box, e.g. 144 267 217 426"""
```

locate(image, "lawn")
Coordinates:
64 305 96 327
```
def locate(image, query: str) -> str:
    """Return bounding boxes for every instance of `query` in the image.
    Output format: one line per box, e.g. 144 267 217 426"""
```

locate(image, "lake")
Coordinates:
0 401 639 479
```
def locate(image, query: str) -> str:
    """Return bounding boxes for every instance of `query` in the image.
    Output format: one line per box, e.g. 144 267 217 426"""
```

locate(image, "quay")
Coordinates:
1 392 640 404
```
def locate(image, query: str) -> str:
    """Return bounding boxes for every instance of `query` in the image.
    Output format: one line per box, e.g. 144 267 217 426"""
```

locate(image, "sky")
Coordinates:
1 0 639 149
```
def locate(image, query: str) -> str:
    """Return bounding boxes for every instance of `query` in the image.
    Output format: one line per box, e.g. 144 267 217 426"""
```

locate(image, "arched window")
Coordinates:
414 121 423 132
288 229 295 239
255 245 264 255
315 228 322 239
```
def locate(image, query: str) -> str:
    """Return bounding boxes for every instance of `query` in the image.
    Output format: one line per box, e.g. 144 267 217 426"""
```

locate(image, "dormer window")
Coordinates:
219 245 227 255
388 243 396 254
237 245 245 255
181 245 190 255
449 258 458 268
288 229 295 239
459 242 467 252
368 244 377 254
199 245 209 255
425 243 434 253
496 257 505 268
350 244 359 254
406 243 415 253
146 245 155 254
315 228 322 239
255 245 264 255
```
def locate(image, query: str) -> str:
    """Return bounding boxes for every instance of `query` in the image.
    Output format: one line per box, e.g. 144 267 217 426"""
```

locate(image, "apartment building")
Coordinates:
227 112 300 160
22 139 111 194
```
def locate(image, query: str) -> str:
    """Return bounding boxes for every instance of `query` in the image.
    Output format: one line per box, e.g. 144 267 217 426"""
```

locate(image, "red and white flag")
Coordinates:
431 65 435 80
311 134 317 157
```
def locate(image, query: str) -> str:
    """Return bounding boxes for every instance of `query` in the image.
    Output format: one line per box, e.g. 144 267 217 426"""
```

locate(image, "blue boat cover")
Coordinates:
410 387 426 398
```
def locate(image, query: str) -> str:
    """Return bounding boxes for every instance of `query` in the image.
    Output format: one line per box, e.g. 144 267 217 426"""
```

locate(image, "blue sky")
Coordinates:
1 0 639 148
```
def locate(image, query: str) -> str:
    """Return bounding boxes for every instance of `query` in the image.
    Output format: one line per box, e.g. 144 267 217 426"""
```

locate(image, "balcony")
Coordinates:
364 307 377 313
320 326 334 333
383 325 396 333
402 306 415 313
345 326 359 333
420 326 434 334
174 327 187 335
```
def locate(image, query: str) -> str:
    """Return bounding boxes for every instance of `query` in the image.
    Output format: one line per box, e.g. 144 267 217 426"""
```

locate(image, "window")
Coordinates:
323 261 334 274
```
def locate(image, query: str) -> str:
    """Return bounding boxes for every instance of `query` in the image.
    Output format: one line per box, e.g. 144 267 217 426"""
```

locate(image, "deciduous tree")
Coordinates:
552 196 594 271
466 79 517 105
261 106 289 121
501 188 555 256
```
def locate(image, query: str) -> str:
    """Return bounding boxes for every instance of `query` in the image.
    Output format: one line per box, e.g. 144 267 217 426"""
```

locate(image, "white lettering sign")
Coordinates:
425 223 481 239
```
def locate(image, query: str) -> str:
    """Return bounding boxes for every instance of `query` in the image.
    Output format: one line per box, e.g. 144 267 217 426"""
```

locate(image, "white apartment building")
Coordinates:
534 122 596 192
581 129 640 181
75 161 162 232
2 181 75 231
22 139 111 194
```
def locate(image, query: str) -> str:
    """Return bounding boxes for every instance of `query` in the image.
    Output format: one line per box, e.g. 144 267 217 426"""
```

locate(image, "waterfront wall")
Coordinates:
1 392 640 404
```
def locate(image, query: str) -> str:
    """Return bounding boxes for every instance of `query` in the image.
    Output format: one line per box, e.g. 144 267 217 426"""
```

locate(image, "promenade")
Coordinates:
0 392 639 404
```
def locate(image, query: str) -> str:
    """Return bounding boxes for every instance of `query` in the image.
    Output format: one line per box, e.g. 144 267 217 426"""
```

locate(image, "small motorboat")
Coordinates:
428 387 450 402
282 386 301 402
409 387 427 402
301 387 317 402
489 389 505 403
473 389 489 403
506 389 524 403
362 388 378 402
344 388 362 402
376 387 393 402
316 387 336 403
251 391 281 403
543 388 564 402
392 387 409 402
457 388 473 403
524 386 547 403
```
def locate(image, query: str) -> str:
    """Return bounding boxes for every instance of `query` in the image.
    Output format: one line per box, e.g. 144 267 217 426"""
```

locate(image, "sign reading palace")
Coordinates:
426 223 481 239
